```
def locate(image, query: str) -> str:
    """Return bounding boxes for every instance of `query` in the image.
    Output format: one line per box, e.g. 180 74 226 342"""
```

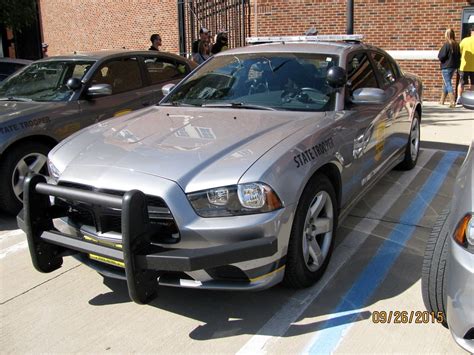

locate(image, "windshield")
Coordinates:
0 60 95 102
163 52 338 111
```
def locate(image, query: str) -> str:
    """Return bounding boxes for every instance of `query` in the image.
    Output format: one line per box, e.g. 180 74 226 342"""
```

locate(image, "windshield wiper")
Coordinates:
201 102 276 111
160 101 196 107
0 97 33 102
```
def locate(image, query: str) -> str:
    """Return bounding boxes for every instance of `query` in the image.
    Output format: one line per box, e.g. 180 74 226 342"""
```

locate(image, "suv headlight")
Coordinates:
187 182 282 217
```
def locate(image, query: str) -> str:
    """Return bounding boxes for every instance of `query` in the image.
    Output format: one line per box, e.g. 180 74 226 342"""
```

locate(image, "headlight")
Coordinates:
47 158 61 181
187 182 282 217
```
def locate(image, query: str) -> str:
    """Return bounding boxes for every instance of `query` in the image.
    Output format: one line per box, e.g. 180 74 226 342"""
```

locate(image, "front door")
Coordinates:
78 56 148 123
339 51 391 207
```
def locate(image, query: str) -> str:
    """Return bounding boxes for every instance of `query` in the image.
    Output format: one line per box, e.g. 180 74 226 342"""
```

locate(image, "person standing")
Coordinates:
192 28 210 56
192 40 210 65
41 43 49 58
457 24 474 104
438 28 460 108
149 34 162 51
211 30 229 55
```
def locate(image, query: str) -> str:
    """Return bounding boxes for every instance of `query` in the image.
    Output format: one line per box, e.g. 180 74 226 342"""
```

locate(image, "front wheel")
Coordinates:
284 173 338 288
421 210 450 328
396 111 420 170
0 142 50 215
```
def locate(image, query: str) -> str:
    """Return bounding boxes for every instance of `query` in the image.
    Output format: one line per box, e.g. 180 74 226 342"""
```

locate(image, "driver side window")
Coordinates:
346 52 378 93
371 52 398 89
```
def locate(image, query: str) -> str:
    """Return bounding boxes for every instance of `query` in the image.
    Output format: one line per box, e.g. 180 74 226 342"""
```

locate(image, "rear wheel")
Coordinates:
284 174 337 288
0 142 50 215
396 112 420 170
421 210 449 328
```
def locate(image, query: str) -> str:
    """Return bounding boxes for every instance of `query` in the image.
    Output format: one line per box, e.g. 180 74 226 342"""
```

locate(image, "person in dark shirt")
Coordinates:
438 28 461 108
149 34 162 51
211 30 229 55
192 28 210 55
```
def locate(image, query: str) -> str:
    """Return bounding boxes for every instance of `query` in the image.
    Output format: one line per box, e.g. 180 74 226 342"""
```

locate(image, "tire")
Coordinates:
283 173 338 288
396 111 420 171
0 142 51 215
421 209 450 328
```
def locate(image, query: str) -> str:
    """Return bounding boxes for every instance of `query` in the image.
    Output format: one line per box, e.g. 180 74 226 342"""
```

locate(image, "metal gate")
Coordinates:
178 0 251 58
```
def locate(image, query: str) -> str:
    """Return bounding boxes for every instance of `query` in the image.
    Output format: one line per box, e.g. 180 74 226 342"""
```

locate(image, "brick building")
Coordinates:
34 0 474 100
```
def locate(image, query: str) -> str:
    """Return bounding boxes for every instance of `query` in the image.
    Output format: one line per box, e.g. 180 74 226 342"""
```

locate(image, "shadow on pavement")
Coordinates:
421 140 469 152
47 149 466 341
0 212 21 231
85 222 426 341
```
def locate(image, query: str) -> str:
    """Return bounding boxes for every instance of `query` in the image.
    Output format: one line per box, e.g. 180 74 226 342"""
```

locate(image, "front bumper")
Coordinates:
446 239 474 353
18 174 278 304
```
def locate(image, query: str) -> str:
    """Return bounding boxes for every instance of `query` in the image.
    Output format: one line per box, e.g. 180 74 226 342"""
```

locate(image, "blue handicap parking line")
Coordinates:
305 151 460 354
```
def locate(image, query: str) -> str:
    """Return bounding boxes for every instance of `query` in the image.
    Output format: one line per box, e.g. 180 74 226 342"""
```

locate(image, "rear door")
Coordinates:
78 56 148 122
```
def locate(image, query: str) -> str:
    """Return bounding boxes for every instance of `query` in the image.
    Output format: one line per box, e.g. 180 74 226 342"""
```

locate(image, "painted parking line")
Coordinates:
237 149 436 355
303 150 460 354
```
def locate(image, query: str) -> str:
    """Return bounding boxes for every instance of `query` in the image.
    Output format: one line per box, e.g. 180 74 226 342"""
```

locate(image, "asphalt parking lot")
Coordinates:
0 102 472 353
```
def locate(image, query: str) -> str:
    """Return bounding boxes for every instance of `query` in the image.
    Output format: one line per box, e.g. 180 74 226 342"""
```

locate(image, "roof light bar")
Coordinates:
246 34 364 44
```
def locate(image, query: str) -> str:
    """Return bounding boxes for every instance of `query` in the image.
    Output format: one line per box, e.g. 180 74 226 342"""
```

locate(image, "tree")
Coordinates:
0 0 38 32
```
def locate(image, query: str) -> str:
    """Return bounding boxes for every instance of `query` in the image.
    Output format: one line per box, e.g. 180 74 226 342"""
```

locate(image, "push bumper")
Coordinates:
18 174 278 304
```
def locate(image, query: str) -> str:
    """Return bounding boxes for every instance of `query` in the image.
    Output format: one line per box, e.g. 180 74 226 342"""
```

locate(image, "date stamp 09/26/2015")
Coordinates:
371 311 445 324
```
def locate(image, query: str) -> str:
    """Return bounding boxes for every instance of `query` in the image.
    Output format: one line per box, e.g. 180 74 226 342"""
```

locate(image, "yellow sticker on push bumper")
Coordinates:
84 235 123 249
89 254 125 268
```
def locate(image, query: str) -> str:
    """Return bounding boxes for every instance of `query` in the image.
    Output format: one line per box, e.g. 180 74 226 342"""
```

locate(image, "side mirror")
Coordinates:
461 91 474 110
351 88 387 104
87 84 112 98
162 83 176 96
326 66 347 88
66 77 82 90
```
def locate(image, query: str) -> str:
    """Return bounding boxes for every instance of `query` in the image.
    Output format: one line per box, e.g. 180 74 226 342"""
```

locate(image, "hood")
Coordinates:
54 106 325 192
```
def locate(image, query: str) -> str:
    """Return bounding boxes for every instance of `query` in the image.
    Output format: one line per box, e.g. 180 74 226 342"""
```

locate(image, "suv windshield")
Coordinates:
163 52 338 111
0 60 95 102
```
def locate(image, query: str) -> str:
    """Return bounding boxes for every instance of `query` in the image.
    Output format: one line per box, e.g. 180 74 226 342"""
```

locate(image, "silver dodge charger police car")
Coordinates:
18 35 423 304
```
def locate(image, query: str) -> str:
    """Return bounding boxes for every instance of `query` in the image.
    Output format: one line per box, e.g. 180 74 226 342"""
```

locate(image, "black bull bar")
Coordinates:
18 174 278 304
